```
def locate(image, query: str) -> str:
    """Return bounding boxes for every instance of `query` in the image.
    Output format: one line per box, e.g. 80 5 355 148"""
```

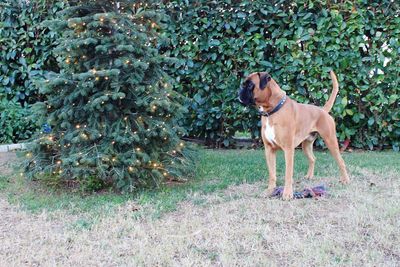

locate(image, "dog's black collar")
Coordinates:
259 95 287 117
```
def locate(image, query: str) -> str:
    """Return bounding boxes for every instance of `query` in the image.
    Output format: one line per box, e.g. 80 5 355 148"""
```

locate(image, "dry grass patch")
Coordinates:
0 150 399 266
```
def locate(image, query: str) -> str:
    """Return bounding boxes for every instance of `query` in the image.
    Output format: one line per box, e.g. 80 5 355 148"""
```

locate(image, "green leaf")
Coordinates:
193 93 204 104
260 61 273 68
2 77 10 86
209 39 220 46
260 9 268 16
237 12 246 18
368 117 375 126
341 97 347 106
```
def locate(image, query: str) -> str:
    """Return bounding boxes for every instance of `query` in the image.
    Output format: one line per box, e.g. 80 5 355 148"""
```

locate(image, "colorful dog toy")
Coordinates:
270 185 327 199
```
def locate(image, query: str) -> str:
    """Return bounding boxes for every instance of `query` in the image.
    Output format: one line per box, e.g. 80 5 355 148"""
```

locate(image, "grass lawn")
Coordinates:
0 148 399 265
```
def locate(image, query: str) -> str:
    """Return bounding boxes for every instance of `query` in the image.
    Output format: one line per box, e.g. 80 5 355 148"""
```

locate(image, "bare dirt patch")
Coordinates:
0 152 399 266
0 152 16 176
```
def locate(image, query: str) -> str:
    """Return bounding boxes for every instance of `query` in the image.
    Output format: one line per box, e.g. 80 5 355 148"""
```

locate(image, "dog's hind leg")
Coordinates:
317 116 350 184
302 139 316 179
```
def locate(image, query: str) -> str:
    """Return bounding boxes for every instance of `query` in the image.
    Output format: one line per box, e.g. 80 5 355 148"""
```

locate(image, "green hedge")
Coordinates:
0 0 64 143
0 0 64 102
1 0 399 150
0 98 36 143
162 0 400 150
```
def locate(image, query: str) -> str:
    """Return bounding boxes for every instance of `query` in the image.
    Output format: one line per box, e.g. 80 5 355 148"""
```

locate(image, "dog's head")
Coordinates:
238 72 272 106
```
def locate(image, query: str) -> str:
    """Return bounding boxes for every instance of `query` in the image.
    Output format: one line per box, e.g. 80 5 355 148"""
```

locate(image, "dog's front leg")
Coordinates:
282 148 295 200
264 145 277 195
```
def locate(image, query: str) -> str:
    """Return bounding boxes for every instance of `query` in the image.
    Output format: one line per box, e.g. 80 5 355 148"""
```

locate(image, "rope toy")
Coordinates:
270 185 327 199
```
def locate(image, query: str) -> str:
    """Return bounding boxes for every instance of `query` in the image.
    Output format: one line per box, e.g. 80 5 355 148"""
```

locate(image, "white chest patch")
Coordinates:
264 118 276 144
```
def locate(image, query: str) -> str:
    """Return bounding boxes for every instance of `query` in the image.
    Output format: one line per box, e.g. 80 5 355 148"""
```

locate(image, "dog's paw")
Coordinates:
266 186 276 195
260 187 276 198
340 177 350 185
282 188 294 201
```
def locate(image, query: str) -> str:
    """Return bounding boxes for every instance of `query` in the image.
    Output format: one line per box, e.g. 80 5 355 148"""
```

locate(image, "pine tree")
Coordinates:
25 0 193 191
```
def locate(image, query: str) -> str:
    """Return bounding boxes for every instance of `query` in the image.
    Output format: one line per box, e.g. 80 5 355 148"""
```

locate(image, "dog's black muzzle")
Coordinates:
238 85 255 106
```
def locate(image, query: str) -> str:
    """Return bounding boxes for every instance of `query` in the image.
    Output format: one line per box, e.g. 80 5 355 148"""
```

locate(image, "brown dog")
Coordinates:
238 71 349 200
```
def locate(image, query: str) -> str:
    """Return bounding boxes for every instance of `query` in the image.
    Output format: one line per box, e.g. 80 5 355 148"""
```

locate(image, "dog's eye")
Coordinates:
247 82 255 91
242 80 254 90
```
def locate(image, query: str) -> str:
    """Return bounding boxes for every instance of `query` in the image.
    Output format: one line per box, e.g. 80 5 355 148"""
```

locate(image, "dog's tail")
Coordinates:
323 71 339 112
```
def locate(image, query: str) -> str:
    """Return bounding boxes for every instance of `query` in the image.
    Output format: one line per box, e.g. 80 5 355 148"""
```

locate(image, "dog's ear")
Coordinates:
258 72 271 90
